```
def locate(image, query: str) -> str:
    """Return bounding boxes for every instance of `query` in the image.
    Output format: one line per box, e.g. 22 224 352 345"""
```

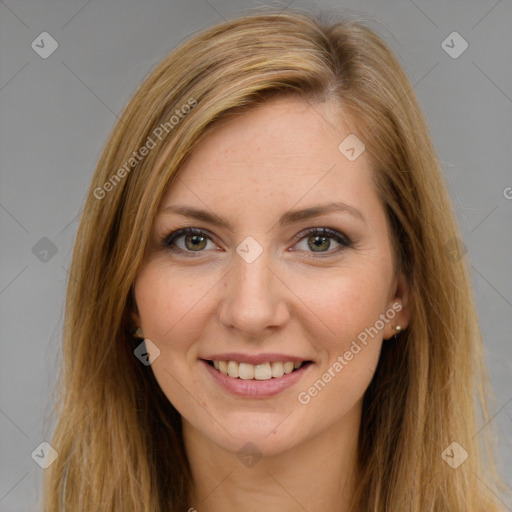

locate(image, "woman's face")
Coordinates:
133 96 409 456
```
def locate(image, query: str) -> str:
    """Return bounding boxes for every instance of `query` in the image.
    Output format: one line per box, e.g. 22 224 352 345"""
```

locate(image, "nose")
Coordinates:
218 244 290 339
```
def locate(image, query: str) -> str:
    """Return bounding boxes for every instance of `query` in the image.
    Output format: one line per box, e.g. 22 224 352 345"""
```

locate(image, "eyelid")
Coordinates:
162 226 352 255
292 226 351 245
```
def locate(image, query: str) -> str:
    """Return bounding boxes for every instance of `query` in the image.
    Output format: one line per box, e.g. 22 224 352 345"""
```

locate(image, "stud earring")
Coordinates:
133 327 144 339
392 325 403 340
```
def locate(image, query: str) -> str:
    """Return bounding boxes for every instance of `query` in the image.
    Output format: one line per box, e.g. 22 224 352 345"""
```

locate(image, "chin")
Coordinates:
193 407 316 459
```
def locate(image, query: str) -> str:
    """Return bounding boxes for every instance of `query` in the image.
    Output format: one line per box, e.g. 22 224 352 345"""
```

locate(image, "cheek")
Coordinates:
134 262 214 344
133 264 209 410
296 273 386 415
297 264 391 349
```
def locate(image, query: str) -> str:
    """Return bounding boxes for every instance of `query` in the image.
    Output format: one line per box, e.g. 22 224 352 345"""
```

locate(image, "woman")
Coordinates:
42 8 506 511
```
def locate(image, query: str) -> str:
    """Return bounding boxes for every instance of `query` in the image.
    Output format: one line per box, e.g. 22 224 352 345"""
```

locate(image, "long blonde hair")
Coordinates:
43 8 505 511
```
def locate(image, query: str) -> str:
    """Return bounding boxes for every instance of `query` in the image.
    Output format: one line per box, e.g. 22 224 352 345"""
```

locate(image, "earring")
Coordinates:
393 325 402 340
133 327 144 339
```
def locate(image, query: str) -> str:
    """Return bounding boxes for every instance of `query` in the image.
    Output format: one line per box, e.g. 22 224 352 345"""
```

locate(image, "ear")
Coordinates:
131 309 141 328
129 309 144 339
129 286 142 333
383 270 412 340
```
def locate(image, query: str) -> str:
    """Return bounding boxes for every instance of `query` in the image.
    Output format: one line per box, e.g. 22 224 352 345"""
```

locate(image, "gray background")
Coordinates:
1 0 511 510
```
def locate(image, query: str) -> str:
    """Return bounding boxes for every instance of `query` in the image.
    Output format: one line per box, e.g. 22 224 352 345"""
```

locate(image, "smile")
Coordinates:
201 352 314 397
208 360 309 380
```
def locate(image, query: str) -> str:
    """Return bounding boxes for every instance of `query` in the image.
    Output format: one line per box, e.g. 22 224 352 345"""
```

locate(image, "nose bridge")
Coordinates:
219 238 287 335
235 246 272 298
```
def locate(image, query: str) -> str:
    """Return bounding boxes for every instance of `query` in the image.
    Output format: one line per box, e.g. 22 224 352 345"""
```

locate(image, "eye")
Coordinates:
162 226 351 257
163 228 217 255
292 227 351 256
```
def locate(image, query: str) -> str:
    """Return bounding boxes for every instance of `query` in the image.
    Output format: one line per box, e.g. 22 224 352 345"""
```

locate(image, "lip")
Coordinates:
201 359 313 398
201 352 311 365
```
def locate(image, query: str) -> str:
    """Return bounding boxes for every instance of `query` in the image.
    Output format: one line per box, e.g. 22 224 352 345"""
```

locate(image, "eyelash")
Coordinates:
161 227 352 258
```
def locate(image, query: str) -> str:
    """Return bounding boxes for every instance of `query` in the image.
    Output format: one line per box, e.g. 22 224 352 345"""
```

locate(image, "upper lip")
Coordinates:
201 353 312 365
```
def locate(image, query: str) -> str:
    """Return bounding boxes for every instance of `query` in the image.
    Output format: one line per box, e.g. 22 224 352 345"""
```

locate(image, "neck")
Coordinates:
183 403 361 512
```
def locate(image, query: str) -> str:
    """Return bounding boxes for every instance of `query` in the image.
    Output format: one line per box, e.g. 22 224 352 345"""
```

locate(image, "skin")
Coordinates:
133 96 410 511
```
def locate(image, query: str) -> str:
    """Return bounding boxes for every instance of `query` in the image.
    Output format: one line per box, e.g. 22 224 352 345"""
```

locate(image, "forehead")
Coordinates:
160 96 378 220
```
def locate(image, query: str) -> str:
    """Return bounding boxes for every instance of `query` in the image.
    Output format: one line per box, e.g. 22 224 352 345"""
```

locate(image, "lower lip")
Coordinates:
201 360 312 398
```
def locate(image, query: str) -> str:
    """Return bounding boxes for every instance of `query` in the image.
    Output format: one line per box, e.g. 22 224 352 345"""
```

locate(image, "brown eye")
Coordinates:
294 227 351 255
163 228 215 253
307 234 331 252
183 233 207 251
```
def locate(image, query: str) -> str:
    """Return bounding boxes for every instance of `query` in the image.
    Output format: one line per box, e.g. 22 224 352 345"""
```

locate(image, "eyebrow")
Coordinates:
159 201 365 230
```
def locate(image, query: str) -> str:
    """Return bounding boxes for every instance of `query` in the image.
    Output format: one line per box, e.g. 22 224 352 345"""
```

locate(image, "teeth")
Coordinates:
283 362 294 374
271 361 284 378
254 363 272 380
211 360 304 380
218 361 228 375
238 362 254 380
227 360 239 378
